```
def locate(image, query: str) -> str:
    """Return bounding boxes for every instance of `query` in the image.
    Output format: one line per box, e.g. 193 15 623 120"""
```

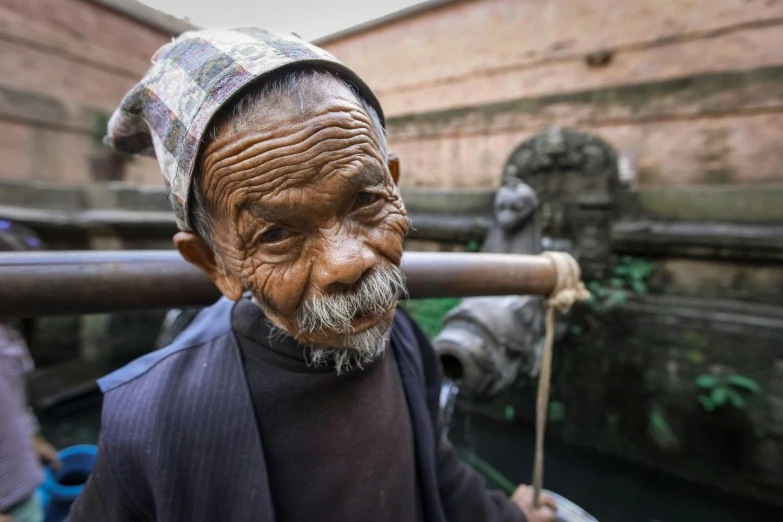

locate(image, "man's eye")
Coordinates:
259 227 289 244
353 191 379 209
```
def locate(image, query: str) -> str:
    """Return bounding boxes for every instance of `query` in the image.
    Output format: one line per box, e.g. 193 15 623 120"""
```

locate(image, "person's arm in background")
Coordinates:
30 421 61 471
0 321 59 520
400 310 558 522
0 319 61 471
20 324 62 471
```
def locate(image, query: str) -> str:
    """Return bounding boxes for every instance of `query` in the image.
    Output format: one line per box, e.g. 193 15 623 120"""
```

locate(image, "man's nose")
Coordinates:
311 236 377 292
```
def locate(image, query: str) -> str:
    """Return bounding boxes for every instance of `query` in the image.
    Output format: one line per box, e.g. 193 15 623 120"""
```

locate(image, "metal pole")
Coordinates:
0 251 557 317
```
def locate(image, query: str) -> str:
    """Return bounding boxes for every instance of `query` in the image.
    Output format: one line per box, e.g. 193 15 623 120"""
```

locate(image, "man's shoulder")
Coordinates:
98 297 237 395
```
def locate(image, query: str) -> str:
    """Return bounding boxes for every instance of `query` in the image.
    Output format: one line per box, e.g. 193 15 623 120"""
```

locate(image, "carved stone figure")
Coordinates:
482 178 541 255
435 295 545 397
434 180 546 396
504 125 620 279
434 126 618 397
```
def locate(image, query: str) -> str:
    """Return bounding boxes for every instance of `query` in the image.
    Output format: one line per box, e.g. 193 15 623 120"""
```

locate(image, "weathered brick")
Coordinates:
1 0 170 59
321 0 783 189
391 112 783 189
0 0 173 186
322 0 783 99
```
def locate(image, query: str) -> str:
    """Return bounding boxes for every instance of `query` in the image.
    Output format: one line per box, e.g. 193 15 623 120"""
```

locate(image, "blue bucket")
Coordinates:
40 444 98 522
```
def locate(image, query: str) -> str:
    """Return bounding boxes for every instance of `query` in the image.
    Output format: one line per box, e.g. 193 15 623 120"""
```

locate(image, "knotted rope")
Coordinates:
532 252 591 508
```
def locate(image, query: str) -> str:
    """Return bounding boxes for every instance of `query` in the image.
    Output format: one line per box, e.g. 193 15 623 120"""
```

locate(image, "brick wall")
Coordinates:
320 0 783 189
2 0 171 58
0 0 171 186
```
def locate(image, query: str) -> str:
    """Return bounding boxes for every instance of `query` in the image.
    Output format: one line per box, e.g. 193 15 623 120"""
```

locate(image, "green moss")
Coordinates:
399 298 462 339
649 402 678 449
696 373 763 412
548 401 566 422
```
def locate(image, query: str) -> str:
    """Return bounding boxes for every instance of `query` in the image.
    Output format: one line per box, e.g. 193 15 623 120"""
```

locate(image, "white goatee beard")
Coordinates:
265 317 391 375
259 264 407 375
305 323 391 374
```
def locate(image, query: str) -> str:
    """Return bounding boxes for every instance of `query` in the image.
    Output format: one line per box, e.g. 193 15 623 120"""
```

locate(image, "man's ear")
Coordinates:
387 151 400 185
173 231 244 301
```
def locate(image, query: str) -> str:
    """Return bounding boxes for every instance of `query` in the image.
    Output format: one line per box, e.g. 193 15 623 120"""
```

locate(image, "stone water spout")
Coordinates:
433 125 616 398
434 127 612 522
434 177 554 397
435 294 545 396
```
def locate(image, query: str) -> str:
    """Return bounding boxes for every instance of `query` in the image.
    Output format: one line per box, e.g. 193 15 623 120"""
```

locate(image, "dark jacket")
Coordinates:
67 298 523 522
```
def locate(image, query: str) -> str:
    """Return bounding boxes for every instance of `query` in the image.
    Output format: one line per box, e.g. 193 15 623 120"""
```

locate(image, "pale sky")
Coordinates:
140 0 428 41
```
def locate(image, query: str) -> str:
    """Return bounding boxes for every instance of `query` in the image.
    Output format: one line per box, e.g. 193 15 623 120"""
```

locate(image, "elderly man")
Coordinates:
67 29 557 522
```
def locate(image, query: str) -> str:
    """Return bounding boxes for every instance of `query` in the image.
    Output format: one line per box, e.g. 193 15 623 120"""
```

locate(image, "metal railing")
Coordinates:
0 251 558 317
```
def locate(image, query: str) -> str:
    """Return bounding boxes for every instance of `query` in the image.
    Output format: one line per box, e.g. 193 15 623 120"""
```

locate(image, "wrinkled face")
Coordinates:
192 78 408 348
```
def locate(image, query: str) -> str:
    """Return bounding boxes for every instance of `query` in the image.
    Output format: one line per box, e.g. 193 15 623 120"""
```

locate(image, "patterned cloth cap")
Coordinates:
106 27 385 231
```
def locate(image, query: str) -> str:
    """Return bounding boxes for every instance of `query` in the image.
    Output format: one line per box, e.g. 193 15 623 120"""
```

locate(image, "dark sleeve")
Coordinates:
435 437 526 522
65 438 140 522
399 309 527 522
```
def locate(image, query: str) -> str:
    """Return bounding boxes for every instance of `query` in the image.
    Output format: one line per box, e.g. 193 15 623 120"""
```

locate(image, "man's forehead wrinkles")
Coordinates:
199 84 389 231
211 105 373 161
199 95 382 193
228 135 377 180
209 138 379 202
207 123 377 184
204 134 375 201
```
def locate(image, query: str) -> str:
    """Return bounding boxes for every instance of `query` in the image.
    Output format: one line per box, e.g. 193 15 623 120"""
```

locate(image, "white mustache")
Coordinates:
294 264 407 335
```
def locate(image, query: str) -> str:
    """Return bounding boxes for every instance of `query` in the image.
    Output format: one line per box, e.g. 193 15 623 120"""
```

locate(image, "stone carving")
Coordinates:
434 126 618 397
482 178 541 255
503 125 620 279
434 178 547 396
435 295 546 397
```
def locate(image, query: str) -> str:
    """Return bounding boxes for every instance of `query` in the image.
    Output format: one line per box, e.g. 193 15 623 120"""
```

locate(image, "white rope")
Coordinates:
532 252 590 508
